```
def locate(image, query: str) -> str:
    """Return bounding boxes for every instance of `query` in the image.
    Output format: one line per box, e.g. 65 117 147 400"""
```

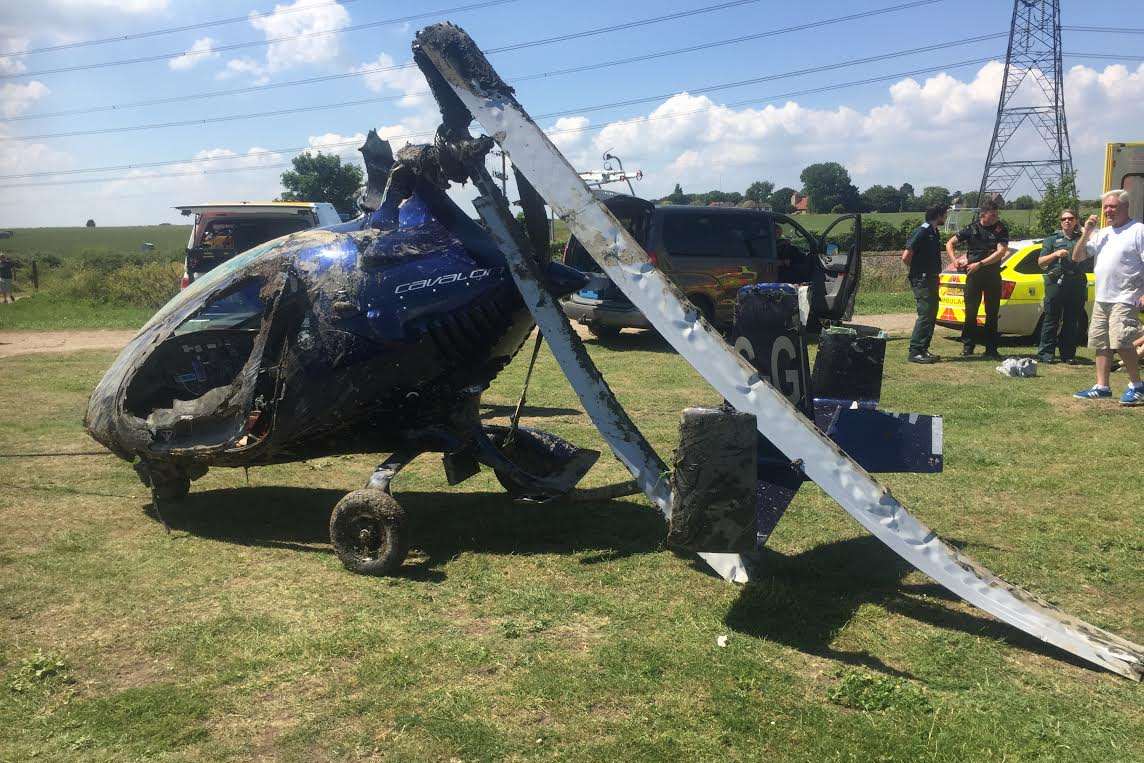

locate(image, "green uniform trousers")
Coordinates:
1037 275 1088 361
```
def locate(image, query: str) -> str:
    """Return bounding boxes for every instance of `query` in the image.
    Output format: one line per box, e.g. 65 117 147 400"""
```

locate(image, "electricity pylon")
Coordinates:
978 0 1073 202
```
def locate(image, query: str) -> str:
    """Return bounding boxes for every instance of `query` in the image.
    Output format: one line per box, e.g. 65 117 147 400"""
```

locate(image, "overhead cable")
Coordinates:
7 0 946 123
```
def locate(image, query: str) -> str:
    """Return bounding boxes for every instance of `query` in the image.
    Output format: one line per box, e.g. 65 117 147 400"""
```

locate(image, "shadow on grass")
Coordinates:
145 486 664 578
146 488 1105 677
588 329 676 354
479 403 583 419
725 535 1103 678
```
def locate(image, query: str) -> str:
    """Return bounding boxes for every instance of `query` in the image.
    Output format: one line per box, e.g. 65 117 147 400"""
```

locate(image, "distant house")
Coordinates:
791 192 810 214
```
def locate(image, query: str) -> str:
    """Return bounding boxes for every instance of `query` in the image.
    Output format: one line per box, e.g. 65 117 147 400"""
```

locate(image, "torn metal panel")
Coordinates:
414 22 1143 680
669 406 757 553
810 325 886 404
472 192 671 512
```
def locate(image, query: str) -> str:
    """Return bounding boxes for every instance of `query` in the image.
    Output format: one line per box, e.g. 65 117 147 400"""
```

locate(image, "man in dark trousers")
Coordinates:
1036 208 1086 364
945 200 1008 358
901 203 949 363
0 254 14 304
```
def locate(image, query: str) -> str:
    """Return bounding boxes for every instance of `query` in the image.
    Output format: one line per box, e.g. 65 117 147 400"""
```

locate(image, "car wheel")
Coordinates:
329 489 409 575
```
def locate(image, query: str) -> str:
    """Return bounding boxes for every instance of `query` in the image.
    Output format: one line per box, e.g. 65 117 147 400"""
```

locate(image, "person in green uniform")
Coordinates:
901 203 949 363
1036 208 1086 364
945 200 1009 359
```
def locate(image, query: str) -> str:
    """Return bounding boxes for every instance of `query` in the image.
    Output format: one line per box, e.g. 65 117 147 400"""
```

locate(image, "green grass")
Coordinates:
0 332 1140 760
0 293 155 330
0 225 190 261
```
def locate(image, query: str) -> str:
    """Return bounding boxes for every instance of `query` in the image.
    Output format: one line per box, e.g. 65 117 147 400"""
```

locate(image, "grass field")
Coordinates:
1 330 1140 760
0 225 191 261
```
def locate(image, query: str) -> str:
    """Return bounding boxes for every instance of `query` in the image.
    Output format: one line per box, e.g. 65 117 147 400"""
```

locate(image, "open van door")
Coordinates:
818 213 862 322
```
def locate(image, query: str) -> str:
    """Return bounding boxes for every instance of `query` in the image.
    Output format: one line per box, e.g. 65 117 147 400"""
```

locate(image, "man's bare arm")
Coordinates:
900 247 912 265
1037 243 1068 268
1073 214 1099 262
979 242 1007 267
945 235 960 268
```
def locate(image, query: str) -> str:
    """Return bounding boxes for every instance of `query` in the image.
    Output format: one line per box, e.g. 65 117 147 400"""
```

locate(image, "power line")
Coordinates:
1062 26 1144 33
0 0 519 80
1 0 761 81
0 54 1009 189
1 48 1133 187
4 25 997 144
7 0 944 123
1 0 367 56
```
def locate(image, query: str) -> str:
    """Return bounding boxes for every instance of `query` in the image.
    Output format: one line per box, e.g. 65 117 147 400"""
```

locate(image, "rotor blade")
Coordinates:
414 23 1143 680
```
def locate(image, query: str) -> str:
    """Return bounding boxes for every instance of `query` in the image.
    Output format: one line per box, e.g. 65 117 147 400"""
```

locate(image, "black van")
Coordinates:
561 196 861 336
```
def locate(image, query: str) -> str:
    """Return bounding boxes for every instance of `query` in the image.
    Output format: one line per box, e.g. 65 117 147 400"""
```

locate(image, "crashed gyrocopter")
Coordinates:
85 23 1141 680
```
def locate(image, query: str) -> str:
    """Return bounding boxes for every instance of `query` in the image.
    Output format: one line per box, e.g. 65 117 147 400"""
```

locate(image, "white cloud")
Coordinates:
350 52 427 108
218 57 269 85
305 131 365 158
1 2 167 46
249 0 350 74
566 61 1144 201
0 122 70 177
168 37 219 71
1 80 50 118
0 32 29 75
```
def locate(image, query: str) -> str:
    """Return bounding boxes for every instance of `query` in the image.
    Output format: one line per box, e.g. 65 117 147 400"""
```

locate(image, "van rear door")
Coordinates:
563 195 653 303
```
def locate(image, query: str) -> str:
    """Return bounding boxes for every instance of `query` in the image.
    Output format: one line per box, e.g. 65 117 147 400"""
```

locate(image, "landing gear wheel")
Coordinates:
329 489 409 576
587 323 620 339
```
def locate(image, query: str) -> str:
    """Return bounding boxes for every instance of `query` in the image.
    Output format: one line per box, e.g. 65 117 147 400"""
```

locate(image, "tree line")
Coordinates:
658 162 1094 216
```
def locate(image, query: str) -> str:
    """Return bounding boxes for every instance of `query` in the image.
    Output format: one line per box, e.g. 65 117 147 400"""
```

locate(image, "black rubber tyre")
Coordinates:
329 489 409 575
586 323 621 339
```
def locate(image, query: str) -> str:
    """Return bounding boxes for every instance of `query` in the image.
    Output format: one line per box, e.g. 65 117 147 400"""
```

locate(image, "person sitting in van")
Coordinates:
775 224 828 330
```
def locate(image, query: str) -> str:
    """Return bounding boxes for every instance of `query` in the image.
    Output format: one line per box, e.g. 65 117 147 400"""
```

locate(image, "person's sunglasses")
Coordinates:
1061 217 1076 221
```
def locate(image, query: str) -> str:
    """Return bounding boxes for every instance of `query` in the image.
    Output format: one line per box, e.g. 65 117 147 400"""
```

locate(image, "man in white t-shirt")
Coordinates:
1071 190 1144 406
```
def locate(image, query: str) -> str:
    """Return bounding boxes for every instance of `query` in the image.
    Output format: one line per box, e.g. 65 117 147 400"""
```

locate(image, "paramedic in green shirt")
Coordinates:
901 203 949 364
1036 208 1086 364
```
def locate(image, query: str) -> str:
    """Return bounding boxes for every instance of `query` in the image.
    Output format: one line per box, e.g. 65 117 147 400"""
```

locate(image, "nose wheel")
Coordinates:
329 488 408 575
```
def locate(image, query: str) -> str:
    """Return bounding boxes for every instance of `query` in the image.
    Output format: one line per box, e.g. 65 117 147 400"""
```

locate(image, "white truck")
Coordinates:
177 201 343 288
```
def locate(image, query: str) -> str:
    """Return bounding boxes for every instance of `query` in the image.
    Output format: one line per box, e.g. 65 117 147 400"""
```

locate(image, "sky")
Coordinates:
0 0 1141 227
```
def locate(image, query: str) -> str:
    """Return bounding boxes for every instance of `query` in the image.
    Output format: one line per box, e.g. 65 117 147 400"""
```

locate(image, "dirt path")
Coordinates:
856 313 917 335
0 314 918 360
0 330 138 358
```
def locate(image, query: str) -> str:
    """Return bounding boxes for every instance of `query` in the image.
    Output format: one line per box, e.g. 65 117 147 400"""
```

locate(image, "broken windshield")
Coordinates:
174 278 266 336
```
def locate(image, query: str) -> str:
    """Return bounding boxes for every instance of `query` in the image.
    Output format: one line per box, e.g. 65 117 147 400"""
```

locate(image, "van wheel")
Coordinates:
587 323 620 339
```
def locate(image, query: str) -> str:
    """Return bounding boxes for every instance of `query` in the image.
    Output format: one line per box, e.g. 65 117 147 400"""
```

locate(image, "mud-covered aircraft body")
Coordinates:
85 164 598 573
85 22 1141 680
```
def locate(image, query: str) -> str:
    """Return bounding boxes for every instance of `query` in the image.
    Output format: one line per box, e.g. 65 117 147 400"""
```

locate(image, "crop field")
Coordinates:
0 225 191 261
1 327 1140 760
